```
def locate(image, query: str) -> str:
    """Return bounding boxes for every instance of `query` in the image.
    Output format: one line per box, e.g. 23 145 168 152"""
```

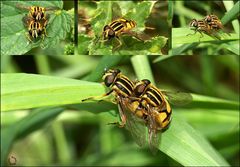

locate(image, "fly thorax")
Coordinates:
103 25 115 39
102 69 120 87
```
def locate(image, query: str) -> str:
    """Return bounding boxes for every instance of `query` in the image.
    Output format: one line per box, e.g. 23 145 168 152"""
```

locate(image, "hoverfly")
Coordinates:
127 79 192 154
204 14 223 31
82 69 135 127
23 17 48 42
204 14 230 36
16 4 57 21
16 4 55 42
81 69 148 148
102 18 143 50
96 2 152 51
188 19 212 38
82 69 192 154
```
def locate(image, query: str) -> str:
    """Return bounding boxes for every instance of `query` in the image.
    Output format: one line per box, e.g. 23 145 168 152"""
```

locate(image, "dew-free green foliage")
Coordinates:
1 1 72 56
78 1 168 55
1 73 105 111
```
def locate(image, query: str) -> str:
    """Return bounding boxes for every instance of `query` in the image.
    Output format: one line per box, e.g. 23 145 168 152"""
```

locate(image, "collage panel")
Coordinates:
1 1 75 56
1 54 239 166
171 1 239 55
1 0 239 166
78 0 169 55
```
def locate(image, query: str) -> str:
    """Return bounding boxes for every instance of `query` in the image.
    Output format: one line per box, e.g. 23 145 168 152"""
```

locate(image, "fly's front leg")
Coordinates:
81 90 113 102
113 36 122 51
186 29 197 36
25 32 33 43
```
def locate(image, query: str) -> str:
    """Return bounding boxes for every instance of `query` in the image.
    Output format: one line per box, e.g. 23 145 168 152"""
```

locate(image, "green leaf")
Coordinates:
187 94 239 110
221 1 240 25
1 73 105 111
78 34 92 55
124 1 153 29
172 28 239 47
161 113 229 166
1 107 64 166
0 1 72 56
179 109 239 138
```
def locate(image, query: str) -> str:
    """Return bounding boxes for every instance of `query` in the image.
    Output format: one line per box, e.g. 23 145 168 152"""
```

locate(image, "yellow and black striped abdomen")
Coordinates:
142 87 164 107
110 20 125 32
155 101 172 130
112 75 134 98
30 6 45 20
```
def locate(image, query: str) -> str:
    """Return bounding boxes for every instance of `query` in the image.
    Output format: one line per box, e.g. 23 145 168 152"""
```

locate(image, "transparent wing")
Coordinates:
147 109 161 155
118 98 147 147
122 31 152 41
22 15 31 28
112 2 122 21
45 6 59 11
161 90 192 106
16 3 30 10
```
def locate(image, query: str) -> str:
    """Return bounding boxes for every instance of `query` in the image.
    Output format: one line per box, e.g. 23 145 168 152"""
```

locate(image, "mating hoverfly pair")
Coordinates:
188 14 227 40
82 69 192 154
16 4 56 42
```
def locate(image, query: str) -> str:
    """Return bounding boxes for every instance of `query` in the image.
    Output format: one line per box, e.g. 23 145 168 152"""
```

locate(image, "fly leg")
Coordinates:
186 29 197 36
196 31 204 42
81 90 113 102
25 32 33 45
112 36 122 51
108 98 127 128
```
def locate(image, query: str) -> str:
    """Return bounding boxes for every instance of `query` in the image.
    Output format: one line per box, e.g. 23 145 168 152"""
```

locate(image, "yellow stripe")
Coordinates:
116 80 132 95
113 24 123 31
150 86 165 99
145 91 161 105
121 75 134 87
118 18 127 22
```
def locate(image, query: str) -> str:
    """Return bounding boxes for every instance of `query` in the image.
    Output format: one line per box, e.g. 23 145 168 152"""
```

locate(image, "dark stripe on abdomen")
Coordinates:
114 25 124 31
146 92 159 106
110 22 122 29
115 82 131 96
148 88 163 105
116 77 133 91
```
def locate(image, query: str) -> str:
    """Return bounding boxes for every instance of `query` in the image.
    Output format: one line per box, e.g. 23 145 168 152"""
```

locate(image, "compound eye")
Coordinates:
104 75 115 87
142 79 150 85
115 69 121 73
